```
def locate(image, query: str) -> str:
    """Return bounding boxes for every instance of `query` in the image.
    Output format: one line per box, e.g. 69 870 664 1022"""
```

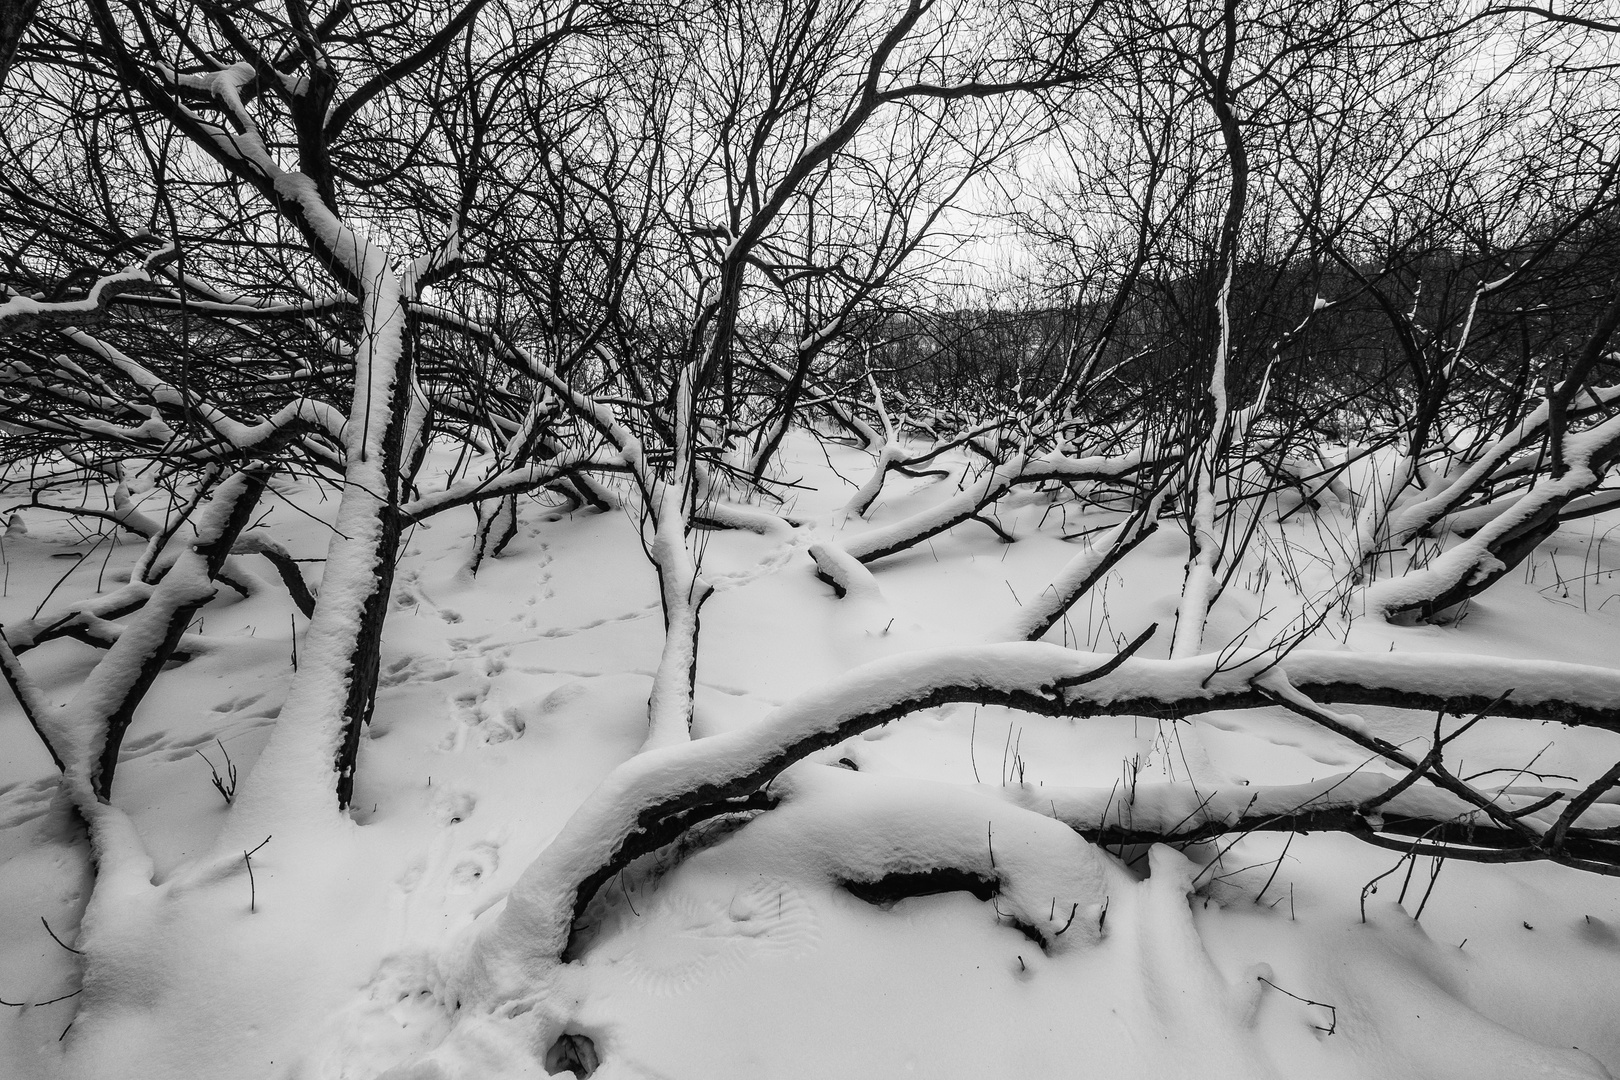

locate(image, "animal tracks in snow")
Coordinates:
390 793 510 943
448 841 501 894
440 681 525 749
505 541 558 628
593 879 821 996
702 529 807 593
0 776 59 829
392 569 468 626
379 653 457 687
117 713 277 765
427 786 476 827
303 952 454 1078
513 602 661 643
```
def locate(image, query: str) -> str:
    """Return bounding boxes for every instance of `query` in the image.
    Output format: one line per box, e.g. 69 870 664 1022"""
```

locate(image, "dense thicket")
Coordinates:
2 0 1620 1074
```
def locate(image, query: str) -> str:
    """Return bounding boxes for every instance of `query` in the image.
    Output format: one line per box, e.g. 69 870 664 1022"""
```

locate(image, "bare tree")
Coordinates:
3 1 1620 1075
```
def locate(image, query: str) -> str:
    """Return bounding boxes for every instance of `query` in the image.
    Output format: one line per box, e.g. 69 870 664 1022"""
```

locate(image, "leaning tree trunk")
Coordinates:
0 470 268 1075
57 222 426 1080
220 215 420 832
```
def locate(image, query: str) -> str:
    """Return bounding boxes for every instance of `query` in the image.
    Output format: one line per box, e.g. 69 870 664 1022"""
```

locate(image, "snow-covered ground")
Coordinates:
2 433 1619 1079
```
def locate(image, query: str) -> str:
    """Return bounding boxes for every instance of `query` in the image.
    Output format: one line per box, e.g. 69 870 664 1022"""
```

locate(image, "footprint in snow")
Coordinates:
594 879 820 996
0 776 60 829
446 685 524 747
304 952 452 1078
120 731 165 754
448 842 501 894
428 787 475 827
380 654 456 687
446 633 490 652
396 860 425 894
380 655 417 687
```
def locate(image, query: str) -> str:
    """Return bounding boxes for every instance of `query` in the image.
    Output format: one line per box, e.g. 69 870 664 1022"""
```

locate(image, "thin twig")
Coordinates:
40 917 81 955
244 835 272 913
1257 975 1337 1034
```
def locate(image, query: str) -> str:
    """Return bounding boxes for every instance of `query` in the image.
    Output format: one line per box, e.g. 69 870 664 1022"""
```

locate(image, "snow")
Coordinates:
1365 412 1620 618
0 243 176 330
2 432 1619 1080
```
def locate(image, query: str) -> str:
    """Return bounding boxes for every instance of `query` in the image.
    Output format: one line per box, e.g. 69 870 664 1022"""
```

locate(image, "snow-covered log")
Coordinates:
464 640 1620 995
1009 773 1620 867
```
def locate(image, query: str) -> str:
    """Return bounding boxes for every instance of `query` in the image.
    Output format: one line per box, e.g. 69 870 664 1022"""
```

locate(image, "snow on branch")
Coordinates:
0 240 178 335
1365 411 1620 619
400 449 630 523
2 581 157 654
1007 772 1620 869
475 641 1620 978
1386 383 1620 546
834 448 1149 565
993 483 1167 642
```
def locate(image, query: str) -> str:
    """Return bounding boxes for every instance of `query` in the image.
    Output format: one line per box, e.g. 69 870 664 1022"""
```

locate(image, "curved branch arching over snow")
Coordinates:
459 641 1620 1003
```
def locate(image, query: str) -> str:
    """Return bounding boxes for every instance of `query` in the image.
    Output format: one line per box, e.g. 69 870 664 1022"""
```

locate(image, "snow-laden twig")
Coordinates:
1365 410 1620 619
401 449 630 523
0 240 179 334
835 447 1148 566
1386 383 1620 546
1007 771 1618 865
